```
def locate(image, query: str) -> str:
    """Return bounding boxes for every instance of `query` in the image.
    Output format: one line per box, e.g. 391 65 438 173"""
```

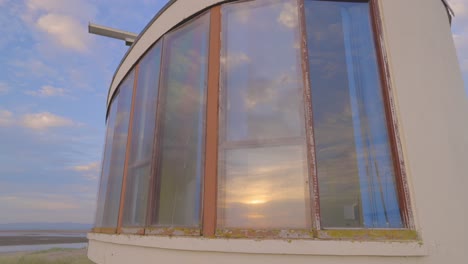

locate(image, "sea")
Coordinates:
0 230 88 253
0 243 88 253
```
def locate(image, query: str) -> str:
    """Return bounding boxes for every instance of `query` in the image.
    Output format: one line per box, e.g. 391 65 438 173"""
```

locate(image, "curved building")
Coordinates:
88 0 468 263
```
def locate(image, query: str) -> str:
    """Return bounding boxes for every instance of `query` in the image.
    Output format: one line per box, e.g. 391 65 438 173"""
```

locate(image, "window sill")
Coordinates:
87 232 427 257
318 229 419 241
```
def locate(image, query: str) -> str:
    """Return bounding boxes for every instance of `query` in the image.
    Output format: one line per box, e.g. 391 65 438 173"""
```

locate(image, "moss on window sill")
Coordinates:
318 229 419 241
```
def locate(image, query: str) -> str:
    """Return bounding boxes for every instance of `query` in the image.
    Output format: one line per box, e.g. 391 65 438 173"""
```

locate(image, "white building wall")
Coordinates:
90 0 468 263
381 0 468 261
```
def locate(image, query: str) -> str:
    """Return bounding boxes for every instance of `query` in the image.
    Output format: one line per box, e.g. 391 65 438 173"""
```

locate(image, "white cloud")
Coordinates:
21 0 96 52
1 110 83 131
21 112 76 130
454 32 468 72
73 161 99 172
36 14 89 52
0 110 14 126
26 85 66 97
2 196 80 210
10 58 56 78
0 82 9 95
233 8 250 24
448 0 467 17
72 161 100 180
448 0 468 90
25 0 97 19
278 2 298 29
221 52 251 68
0 183 97 224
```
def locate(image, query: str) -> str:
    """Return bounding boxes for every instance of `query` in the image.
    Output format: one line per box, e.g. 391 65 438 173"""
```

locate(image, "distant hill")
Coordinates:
0 222 93 231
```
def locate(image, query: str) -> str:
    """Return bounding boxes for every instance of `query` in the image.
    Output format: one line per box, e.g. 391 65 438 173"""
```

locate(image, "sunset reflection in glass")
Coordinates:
217 0 311 230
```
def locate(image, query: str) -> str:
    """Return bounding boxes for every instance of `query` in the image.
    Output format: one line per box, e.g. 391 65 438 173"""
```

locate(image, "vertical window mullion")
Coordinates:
146 38 166 229
369 0 414 229
117 65 140 233
203 6 221 237
94 93 120 234
298 0 321 233
149 13 209 230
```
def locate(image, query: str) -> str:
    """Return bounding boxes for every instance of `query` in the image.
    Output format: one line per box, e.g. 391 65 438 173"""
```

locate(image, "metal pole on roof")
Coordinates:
88 23 138 46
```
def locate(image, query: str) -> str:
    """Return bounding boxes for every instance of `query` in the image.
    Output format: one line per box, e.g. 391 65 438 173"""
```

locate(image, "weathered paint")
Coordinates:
216 228 315 240
202 6 221 237
88 232 428 259
92 227 117 234
120 227 145 235
145 40 166 227
145 227 201 237
117 65 140 233
370 0 415 229
318 229 419 241
298 0 321 231
90 0 468 263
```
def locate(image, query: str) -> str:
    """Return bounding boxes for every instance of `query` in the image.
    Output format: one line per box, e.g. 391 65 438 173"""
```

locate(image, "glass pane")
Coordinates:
304 0 402 228
122 43 163 227
221 0 305 142
95 94 119 228
100 71 135 228
218 146 309 229
218 0 311 230
153 13 209 227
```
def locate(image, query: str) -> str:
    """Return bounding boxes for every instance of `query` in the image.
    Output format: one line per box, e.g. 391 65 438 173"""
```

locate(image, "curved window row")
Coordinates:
95 0 413 240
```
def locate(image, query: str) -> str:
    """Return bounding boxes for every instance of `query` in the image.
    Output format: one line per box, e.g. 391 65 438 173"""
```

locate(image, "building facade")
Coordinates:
88 0 468 263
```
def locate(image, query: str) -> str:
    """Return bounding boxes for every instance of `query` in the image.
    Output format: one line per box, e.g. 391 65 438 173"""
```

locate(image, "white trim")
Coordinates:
107 0 224 107
105 0 455 109
87 233 427 257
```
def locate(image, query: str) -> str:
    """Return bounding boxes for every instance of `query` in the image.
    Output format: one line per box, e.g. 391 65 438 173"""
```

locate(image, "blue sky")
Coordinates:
0 0 466 225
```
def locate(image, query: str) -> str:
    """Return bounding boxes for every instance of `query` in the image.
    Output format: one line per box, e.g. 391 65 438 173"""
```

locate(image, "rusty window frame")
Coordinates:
301 0 415 238
211 0 415 239
116 65 140 234
95 0 415 240
145 10 211 236
202 5 222 237
116 41 165 235
214 0 314 238
93 69 137 235
368 0 414 230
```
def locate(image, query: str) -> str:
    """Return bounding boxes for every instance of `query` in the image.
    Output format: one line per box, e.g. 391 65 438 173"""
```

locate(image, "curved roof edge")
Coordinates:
106 0 455 109
441 0 455 22
106 0 226 108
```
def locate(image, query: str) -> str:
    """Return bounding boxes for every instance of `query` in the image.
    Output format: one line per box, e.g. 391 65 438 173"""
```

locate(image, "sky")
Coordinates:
0 0 467 225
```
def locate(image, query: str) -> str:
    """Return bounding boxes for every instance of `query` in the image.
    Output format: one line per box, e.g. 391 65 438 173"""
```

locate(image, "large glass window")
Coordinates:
152 12 210 227
95 0 409 236
217 0 311 230
96 71 135 228
95 94 119 228
122 43 163 227
304 0 402 228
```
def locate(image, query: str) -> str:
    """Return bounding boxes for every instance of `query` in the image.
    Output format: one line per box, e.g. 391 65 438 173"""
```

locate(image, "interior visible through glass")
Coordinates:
122 43 163 227
304 0 402 228
94 0 406 233
98 71 135 228
217 0 311 230
95 93 119 228
152 12 210 227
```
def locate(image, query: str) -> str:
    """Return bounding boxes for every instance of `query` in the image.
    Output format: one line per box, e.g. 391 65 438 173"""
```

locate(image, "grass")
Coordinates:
0 248 94 264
